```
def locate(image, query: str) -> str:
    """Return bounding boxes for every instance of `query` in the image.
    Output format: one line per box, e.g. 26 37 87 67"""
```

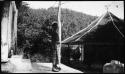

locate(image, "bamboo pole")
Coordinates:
57 1 61 65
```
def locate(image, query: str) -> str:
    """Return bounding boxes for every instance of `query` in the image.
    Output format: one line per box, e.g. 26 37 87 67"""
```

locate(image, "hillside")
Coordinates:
16 3 98 61
47 7 98 40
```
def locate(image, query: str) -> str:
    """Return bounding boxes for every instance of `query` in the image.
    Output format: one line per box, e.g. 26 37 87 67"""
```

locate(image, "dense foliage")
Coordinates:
16 2 97 62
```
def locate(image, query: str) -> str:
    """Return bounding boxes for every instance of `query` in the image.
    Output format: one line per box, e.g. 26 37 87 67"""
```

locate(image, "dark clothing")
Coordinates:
51 31 59 65
52 45 59 65
42 27 59 65
44 27 59 43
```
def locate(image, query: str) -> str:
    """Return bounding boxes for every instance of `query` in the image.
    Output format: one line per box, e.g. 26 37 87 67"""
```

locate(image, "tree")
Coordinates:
17 6 98 61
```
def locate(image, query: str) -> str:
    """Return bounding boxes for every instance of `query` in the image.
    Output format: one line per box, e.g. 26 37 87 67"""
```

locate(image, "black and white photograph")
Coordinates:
1 1 124 73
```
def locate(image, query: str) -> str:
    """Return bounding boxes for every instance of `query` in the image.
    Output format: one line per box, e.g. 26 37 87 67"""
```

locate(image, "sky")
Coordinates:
24 1 124 19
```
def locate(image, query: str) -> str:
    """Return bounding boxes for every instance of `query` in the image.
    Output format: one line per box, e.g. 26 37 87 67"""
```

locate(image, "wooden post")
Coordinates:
79 45 81 61
57 1 62 65
81 44 84 62
8 2 13 56
12 1 18 54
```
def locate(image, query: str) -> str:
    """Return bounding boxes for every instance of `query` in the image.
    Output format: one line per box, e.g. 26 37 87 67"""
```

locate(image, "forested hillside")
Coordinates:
16 2 98 62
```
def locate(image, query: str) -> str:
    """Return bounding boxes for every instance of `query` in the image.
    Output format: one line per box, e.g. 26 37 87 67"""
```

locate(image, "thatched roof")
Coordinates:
62 12 124 45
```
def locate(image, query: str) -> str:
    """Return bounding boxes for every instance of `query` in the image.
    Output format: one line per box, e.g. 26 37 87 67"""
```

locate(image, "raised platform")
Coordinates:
31 63 83 73
1 55 83 73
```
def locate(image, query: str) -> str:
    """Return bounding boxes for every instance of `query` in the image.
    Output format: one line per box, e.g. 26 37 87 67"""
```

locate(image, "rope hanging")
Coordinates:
76 12 124 41
75 12 107 41
62 16 101 43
